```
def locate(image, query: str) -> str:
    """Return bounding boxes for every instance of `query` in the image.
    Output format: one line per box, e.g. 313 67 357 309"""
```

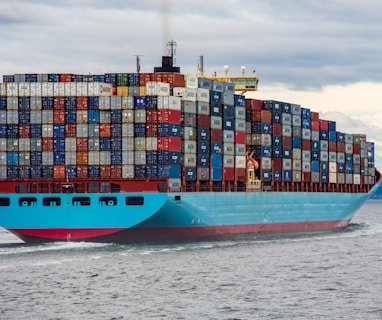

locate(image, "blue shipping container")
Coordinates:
184 167 197 181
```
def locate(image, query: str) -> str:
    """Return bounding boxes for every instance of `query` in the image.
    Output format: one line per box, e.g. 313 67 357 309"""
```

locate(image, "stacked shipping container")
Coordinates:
0 72 376 192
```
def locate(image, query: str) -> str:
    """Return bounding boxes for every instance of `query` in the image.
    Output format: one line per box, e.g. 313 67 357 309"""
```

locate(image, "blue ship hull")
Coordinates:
1 183 380 243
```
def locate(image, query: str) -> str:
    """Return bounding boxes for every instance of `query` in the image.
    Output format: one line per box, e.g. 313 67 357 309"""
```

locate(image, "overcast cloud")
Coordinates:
1 0 382 165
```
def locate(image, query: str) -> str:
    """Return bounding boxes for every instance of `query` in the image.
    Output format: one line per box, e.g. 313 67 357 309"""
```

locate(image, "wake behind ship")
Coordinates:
0 46 380 244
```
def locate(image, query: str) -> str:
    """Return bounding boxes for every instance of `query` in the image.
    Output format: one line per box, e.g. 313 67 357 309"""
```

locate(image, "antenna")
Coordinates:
240 66 246 76
198 55 204 75
167 40 177 66
134 55 143 73
223 65 230 77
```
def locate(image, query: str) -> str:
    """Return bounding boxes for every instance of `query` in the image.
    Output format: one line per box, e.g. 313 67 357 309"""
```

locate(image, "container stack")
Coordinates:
245 98 376 187
0 72 376 192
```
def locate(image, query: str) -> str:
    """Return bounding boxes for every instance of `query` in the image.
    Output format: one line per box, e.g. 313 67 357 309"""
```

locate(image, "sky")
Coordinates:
1 0 382 167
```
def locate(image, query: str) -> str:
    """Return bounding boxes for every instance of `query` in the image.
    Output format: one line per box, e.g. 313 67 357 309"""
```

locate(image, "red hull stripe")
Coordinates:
10 220 349 241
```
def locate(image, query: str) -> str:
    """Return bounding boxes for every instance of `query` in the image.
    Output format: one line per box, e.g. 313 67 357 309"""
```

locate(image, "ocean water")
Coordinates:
1 201 382 320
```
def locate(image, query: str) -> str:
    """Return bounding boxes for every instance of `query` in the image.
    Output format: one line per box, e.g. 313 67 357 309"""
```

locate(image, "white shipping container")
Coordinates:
292 148 301 160
134 151 146 165
7 110 18 124
185 74 198 89
235 106 246 120
183 140 196 153
6 83 18 96
88 151 100 165
122 164 135 178
0 139 6 151
121 96 134 110
18 82 30 96
0 152 6 165
77 124 88 137
223 142 234 155
30 138 42 151
197 102 209 115
0 111 6 124
42 124 53 137
100 151 111 165
293 160 301 171
19 138 30 152
122 110 134 123
197 88 210 103
98 96 111 110
168 96 181 111
76 111 88 123
42 151 53 165
235 155 246 168
65 151 77 165
19 152 30 165
122 124 134 138
223 130 235 143
146 81 157 96
122 151 134 164
183 88 197 102
210 116 222 129
224 155 235 168
183 152 197 167
353 174 361 185
100 111 110 123
235 143 246 156
88 137 99 150
65 138 77 152
64 82 77 96
110 96 122 109
157 96 169 109
42 110 53 123
235 119 246 132
146 137 157 151
329 172 337 184
7 97 18 110
7 138 18 151
134 110 146 123
302 150 311 162
173 87 184 97
0 166 6 179
30 97 42 110
76 82 88 96
88 83 113 97
30 110 42 124
134 137 146 151
282 124 292 137
0 83 5 96
41 82 54 96
53 82 65 96
302 161 311 173
157 82 170 96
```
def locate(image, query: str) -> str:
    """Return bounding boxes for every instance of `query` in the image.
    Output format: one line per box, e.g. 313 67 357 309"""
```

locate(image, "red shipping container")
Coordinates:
311 112 319 121
198 115 210 128
302 139 311 150
302 173 311 182
146 123 158 137
157 110 181 123
235 131 246 144
53 97 65 110
139 73 153 86
337 142 345 153
42 138 53 151
172 73 185 87
168 137 181 151
146 110 158 123
65 124 76 137
154 74 162 82
311 121 319 131
60 74 72 82
272 123 282 135
53 110 65 124
53 165 66 179
235 168 246 181
112 87 117 96
100 165 111 179
76 138 88 151
329 142 337 152
99 124 111 137
272 158 282 170
210 129 223 142
223 168 235 181
246 98 263 111
76 97 88 110
282 136 292 148
77 166 88 179
110 165 122 179
353 144 361 154
251 110 271 122
319 119 328 130
19 124 30 138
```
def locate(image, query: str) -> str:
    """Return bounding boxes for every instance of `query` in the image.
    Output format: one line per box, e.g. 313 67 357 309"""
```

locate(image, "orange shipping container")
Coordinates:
65 124 76 137
76 151 88 165
100 165 111 179
76 138 88 151
53 110 65 124
76 166 88 179
42 138 53 151
60 74 72 82
100 124 111 137
76 97 88 110
54 165 66 179
139 73 153 86
116 86 129 96
53 97 65 110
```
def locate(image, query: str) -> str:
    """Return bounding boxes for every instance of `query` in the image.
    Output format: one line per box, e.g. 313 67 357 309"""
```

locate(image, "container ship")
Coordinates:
0 46 380 244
